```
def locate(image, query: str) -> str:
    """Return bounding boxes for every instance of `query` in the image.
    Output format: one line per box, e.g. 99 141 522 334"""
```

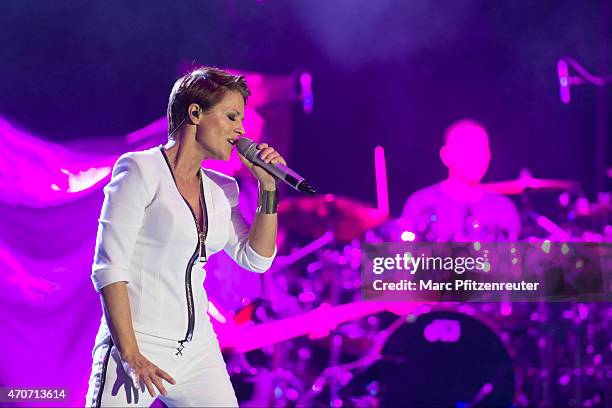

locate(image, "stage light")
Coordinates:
299 72 314 113
558 59 571 104
400 231 416 241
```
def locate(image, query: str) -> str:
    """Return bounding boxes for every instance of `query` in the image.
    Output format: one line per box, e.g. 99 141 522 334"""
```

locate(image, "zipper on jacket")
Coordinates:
159 147 207 354
196 170 208 264
198 232 207 263
176 170 208 354
177 248 198 355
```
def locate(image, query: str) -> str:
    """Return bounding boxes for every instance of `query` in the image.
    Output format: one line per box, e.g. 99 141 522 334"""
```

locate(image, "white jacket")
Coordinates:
91 146 275 341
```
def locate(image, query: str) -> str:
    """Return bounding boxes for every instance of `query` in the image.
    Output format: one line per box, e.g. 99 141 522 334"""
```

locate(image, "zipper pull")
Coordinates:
176 340 186 356
198 232 207 263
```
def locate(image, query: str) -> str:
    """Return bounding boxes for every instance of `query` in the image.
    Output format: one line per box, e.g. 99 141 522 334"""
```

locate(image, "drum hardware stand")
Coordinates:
570 308 584 406
299 314 410 407
274 230 335 268
557 55 612 193
328 254 343 407
535 300 553 406
249 231 336 407
243 286 290 407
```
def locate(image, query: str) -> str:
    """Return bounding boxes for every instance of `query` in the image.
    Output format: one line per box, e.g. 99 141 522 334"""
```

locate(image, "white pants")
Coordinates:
84 327 238 407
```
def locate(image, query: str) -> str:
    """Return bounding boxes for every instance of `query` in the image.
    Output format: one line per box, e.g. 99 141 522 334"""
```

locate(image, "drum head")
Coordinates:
348 311 516 407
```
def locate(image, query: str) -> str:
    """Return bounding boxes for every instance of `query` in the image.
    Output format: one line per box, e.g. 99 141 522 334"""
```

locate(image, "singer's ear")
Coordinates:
440 145 451 167
187 103 202 124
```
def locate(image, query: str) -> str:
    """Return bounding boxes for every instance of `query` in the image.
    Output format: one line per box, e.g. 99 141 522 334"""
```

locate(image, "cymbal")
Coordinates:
278 194 388 243
483 177 579 195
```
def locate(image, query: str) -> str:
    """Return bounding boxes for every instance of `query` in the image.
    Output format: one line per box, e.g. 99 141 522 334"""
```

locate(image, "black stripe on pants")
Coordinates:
94 339 114 408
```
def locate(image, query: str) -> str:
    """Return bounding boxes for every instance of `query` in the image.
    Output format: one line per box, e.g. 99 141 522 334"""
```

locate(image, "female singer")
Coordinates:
85 66 284 407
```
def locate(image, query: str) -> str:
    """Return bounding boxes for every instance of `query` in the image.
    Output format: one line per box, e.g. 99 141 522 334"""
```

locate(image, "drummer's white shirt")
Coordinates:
91 146 275 340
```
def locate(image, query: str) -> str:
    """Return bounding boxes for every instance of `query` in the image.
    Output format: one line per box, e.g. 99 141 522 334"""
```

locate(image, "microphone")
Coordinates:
236 137 316 195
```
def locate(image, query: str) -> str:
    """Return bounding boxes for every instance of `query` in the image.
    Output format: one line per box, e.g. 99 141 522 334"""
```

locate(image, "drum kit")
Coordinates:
226 174 611 407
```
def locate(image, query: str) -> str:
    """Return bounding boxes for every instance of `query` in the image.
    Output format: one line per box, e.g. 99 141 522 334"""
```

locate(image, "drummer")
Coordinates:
401 119 520 241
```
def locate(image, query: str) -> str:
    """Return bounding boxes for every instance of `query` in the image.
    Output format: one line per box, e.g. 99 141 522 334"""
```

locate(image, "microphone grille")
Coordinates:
236 137 255 155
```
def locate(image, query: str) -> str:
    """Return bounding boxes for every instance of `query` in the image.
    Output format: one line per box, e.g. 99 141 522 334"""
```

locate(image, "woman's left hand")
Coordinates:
238 143 286 190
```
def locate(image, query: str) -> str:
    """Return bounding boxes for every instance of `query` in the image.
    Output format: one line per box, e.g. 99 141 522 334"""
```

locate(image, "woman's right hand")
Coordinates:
119 349 176 397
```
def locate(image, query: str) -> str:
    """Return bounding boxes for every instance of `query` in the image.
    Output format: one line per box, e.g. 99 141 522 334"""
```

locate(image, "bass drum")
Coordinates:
344 310 518 407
